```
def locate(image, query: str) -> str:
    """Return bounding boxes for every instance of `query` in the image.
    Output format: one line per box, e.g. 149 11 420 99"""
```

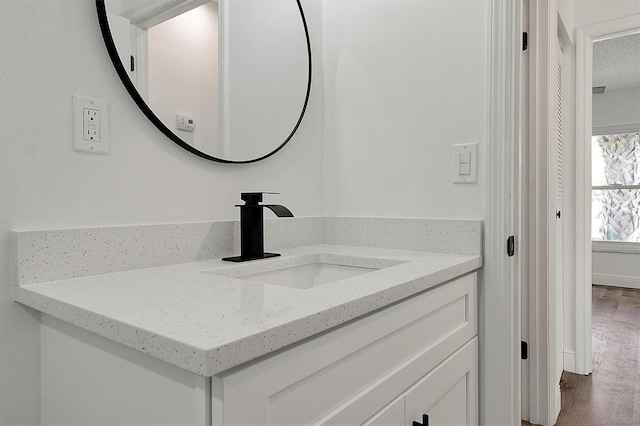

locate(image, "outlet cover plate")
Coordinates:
73 95 109 154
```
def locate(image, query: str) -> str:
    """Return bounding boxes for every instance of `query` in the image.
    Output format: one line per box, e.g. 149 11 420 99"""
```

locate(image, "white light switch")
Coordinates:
73 95 109 154
453 143 478 183
458 151 471 175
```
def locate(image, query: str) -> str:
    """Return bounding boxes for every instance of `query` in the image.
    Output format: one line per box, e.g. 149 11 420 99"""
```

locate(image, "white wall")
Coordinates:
592 87 640 130
572 0 640 29
321 0 488 219
223 0 309 161
593 250 640 288
148 2 220 155
557 0 575 41
0 0 324 424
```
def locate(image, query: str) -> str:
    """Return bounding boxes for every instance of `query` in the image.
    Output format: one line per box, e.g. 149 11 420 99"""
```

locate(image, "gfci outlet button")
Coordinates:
453 143 478 183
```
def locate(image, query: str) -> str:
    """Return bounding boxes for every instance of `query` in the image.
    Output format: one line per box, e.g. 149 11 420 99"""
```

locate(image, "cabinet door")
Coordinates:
405 338 478 426
363 396 405 426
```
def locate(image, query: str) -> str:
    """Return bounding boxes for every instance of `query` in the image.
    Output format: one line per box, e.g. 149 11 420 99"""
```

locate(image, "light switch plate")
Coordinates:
73 95 109 154
453 143 478 183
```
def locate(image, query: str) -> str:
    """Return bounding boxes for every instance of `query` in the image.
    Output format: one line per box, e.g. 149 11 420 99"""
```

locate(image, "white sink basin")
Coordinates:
206 253 404 290
241 262 376 289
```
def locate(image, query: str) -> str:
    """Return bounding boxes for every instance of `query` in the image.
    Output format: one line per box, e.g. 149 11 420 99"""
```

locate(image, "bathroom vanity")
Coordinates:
12 218 482 425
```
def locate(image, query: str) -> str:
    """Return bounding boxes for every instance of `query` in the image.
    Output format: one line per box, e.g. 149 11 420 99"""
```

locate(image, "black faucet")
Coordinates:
222 192 293 262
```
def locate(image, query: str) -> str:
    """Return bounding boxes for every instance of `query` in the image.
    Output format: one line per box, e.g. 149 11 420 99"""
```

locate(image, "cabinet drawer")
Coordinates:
217 273 477 426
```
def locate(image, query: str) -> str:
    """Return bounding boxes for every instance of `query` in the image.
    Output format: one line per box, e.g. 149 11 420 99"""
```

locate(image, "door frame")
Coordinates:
523 0 563 424
573 14 640 376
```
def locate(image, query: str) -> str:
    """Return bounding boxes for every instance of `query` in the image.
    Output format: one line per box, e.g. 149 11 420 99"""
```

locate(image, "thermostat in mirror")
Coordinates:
176 114 196 132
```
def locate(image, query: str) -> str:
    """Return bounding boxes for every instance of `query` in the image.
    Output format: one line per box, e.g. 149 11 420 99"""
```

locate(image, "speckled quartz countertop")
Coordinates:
14 244 481 377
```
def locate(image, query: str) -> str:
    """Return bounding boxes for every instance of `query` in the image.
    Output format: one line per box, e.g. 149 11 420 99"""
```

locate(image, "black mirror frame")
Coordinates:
95 0 312 164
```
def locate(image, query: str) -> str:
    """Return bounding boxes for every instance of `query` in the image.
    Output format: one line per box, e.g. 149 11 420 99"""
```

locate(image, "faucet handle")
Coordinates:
240 192 280 204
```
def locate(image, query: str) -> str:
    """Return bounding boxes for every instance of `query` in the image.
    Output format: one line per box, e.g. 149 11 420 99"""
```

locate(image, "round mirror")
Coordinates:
96 0 311 163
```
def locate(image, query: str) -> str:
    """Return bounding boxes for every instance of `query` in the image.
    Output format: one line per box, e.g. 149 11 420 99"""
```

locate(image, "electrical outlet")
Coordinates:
73 95 109 154
83 108 100 142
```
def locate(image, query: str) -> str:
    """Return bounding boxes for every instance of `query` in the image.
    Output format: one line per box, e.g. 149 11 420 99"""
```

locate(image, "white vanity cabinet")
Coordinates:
216 272 477 426
40 272 477 426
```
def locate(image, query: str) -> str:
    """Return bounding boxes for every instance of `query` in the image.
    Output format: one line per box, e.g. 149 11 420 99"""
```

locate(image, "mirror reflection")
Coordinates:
101 0 310 162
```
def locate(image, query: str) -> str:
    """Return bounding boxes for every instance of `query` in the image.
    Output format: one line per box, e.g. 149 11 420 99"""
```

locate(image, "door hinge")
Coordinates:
507 235 515 257
521 341 529 360
130 55 135 72
522 32 528 51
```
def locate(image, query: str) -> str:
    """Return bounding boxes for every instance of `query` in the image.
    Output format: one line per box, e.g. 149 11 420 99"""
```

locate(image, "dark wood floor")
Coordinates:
524 285 640 425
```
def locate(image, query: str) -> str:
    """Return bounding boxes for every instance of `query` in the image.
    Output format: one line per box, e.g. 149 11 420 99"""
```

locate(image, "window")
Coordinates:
591 132 640 242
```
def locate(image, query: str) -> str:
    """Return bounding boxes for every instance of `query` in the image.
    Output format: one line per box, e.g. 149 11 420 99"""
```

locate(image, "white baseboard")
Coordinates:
592 273 640 289
563 350 576 373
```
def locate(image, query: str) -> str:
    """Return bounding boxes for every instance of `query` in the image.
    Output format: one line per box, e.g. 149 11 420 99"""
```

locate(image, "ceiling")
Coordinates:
593 32 640 92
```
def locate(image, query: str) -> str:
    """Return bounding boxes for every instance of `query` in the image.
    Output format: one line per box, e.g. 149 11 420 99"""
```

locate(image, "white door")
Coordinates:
522 2 566 423
554 38 565 389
